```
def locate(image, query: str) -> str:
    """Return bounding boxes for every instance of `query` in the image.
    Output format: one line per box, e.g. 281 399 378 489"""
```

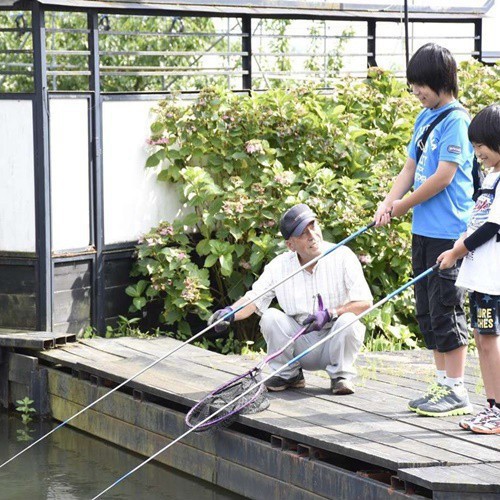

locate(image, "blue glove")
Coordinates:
302 294 331 332
207 307 234 333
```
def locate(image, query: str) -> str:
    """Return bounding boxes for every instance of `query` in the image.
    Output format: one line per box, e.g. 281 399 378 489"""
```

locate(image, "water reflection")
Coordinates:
0 411 243 500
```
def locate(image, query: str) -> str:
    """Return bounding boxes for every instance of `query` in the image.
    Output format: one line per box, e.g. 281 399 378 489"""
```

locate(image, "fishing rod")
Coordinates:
0 221 375 470
91 262 439 499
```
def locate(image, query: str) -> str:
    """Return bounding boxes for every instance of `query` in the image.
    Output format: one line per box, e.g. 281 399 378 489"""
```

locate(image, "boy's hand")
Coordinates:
374 202 392 227
437 249 457 270
390 199 409 218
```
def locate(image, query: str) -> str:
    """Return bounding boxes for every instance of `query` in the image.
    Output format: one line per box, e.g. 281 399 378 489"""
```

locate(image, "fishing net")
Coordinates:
185 370 270 432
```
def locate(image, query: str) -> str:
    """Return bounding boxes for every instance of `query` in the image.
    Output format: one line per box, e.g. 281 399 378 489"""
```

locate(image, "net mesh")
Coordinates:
186 372 270 432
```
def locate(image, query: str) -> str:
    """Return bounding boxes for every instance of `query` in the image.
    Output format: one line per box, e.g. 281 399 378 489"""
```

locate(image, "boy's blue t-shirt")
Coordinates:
407 101 474 239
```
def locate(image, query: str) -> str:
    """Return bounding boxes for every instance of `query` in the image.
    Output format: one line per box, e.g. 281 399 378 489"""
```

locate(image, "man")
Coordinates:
208 203 373 395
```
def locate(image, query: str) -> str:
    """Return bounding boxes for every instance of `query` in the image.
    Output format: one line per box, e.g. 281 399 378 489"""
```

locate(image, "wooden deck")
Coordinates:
36 337 500 499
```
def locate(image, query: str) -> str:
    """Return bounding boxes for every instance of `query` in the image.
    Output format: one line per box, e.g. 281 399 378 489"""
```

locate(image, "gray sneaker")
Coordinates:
416 385 473 417
265 369 305 392
408 383 443 412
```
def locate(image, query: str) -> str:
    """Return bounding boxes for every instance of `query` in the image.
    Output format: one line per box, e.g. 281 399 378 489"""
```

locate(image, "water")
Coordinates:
0 411 244 500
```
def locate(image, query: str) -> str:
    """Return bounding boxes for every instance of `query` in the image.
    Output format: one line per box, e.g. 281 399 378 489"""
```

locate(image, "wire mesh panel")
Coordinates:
0 8 488 94
46 12 90 91
375 21 478 76
0 11 33 93
97 15 245 92
251 18 368 90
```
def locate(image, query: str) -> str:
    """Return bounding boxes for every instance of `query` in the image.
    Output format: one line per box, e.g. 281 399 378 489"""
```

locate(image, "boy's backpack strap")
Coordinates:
416 107 465 164
476 175 500 242
477 174 500 198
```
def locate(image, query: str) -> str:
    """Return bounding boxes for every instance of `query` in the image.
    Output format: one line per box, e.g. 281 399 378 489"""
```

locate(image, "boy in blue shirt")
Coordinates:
375 44 474 417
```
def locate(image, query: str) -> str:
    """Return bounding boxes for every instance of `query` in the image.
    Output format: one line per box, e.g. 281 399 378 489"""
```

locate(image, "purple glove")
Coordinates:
208 307 234 333
302 294 331 332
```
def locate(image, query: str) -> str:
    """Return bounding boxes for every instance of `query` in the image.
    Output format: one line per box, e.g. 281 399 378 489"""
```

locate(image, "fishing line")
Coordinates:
91 263 438 499
0 221 375 470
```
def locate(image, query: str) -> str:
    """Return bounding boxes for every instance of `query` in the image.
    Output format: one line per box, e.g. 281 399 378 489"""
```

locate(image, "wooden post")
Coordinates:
0 348 9 409
7 352 50 416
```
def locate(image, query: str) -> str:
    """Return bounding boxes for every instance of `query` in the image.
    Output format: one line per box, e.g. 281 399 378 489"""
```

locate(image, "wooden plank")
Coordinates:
78 338 148 359
53 260 92 290
0 263 36 293
0 293 37 330
113 336 220 360
398 464 500 493
0 331 76 350
43 342 126 363
49 393 218 484
8 352 38 384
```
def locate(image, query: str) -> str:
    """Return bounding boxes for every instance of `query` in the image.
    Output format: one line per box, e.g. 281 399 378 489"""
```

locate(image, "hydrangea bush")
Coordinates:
128 61 500 352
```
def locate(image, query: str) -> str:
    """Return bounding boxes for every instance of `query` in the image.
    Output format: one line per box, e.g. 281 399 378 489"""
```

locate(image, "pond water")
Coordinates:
0 411 244 500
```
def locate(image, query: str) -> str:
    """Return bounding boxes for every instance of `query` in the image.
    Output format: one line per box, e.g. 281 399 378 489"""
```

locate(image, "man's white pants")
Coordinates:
260 308 365 380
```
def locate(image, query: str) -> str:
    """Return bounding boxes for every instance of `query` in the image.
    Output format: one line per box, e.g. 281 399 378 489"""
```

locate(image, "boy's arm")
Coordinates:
438 222 500 269
437 235 467 269
391 160 457 218
374 157 416 225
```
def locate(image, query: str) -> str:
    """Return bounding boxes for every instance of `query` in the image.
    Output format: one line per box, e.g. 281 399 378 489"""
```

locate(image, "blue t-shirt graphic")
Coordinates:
407 101 474 239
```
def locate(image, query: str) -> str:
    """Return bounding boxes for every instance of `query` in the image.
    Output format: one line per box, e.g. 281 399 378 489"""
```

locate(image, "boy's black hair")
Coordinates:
406 43 458 97
468 104 500 153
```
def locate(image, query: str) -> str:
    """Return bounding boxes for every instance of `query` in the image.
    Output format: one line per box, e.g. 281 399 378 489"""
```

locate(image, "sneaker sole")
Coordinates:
266 380 305 392
266 385 287 392
408 404 419 412
332 388 354 395
416 404 474 417
470 426 500 434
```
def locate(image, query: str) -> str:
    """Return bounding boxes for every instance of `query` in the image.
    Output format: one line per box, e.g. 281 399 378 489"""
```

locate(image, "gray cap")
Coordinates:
280 204 316 240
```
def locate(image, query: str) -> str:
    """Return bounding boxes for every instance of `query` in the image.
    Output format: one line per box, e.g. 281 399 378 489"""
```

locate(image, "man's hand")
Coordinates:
207 307 234 333
303 294 331 332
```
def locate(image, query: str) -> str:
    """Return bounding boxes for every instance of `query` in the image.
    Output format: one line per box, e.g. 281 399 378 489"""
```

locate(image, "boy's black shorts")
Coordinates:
412 235 468 352
470 291 500 335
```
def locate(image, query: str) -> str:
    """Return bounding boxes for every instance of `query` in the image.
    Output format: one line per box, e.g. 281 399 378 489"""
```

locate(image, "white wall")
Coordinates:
102 99 184 245
0 100 36 252
49 97 91 251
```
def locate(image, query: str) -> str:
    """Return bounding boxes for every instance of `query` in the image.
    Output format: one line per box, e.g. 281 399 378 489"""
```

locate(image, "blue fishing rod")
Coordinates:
0 221 375 470
91 262 439 499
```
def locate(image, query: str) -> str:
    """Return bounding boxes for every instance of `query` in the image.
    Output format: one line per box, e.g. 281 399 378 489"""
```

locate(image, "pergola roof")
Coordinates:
1 0 494 20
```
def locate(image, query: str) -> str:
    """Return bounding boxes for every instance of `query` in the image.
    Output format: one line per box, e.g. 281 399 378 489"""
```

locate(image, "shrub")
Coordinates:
128 61 500 352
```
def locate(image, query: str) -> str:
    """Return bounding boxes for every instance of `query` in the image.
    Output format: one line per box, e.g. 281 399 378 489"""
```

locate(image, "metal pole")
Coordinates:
241 15 252 91
404 0 410 68
88 12 106 333
32 1 52 331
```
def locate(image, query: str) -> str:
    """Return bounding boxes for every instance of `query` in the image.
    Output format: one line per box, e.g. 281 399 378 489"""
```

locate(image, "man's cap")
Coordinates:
280 204 316 240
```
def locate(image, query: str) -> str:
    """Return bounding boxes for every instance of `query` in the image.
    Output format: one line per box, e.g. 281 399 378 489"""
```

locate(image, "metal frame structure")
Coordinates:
0 0 495 334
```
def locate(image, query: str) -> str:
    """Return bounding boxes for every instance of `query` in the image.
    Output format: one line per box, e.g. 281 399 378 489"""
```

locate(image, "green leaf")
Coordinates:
204 254 218 268
133 297 146 310
182 212 200 227
219 253 233 277
145 152 161 168
150 121 165 134
196 238 211 256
